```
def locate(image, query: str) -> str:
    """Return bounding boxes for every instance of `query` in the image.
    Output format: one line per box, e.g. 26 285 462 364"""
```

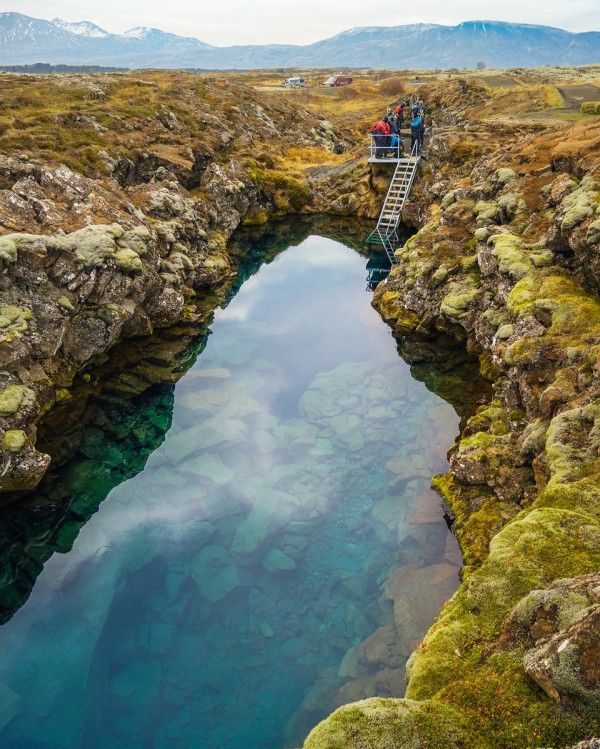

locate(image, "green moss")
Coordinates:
305 698 467 749
466 401 511 436
432 266 449 285
2 429 26 451
0 235 18 264
117 227 151 256
401 505 600 744
66 224 124 267
488 233 530 279
496 323 513 340
581 101 600 115
114 247 143 272
57 296 75 312
432 473 508 570
246 163 311 211
494 168 517 187
0 384 35 415
530 250 554 268
460 254 478 272
440 281 479 319
475 200 500 224
561 187 597 231
374 290 423 334
507 275 537 315
0 305 32 341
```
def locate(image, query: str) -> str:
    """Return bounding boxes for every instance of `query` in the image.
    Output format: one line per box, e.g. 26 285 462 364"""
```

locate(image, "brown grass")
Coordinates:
379 76 407 97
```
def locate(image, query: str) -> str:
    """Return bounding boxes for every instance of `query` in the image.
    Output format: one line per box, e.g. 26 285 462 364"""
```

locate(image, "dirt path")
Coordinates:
558 84 600 111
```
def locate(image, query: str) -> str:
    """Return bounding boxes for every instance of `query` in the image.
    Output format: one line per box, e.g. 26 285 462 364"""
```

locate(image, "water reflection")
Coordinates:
0 220 485 749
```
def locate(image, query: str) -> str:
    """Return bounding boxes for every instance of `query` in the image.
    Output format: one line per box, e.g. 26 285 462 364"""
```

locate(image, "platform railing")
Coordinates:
368 134 408 161
368 127 433 162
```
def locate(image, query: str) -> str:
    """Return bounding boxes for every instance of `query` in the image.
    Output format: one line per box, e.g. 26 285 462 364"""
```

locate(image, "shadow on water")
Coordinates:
0 217 488 748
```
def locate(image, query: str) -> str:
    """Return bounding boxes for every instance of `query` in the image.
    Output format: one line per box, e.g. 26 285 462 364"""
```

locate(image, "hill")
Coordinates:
0 13 599 69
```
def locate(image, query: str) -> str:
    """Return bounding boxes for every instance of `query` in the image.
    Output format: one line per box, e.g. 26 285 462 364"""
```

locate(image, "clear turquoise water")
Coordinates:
0 234 462 748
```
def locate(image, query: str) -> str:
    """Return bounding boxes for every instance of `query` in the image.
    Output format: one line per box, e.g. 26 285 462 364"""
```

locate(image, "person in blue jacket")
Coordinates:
410 112 423 153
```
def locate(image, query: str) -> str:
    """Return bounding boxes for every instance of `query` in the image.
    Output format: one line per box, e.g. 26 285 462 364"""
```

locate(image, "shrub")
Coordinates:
581 101 600 115
379 77 406 96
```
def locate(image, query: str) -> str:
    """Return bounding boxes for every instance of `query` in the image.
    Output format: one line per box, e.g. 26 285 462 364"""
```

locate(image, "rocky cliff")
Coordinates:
306 85 600 748
0 71 345 493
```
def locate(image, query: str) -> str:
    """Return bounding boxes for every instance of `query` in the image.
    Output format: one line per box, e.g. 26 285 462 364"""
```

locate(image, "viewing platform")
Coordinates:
367 131 432 163
368 134 408 163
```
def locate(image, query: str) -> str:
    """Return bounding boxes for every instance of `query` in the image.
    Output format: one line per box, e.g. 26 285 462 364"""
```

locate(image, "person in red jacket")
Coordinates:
394 102 406 126
370 119 391 157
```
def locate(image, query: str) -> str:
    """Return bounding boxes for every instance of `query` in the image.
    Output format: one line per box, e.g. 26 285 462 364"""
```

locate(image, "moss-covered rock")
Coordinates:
67 224 124 266
440 281 479 319
475 200 501 224
0 384 35 415
114 247 143 272
0 235 18 264
2 429 26 451
57 295 75 312
489 233 530 279
560 187 597 232
305 698 467 749
0 305 32 341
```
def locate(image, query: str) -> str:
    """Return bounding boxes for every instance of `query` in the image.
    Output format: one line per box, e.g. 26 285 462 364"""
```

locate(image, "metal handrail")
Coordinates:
376 140 420 234
368 133 409 161
368 129 432 161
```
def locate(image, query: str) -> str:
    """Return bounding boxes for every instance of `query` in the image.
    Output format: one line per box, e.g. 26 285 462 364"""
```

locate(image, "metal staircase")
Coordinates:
366 141 421 264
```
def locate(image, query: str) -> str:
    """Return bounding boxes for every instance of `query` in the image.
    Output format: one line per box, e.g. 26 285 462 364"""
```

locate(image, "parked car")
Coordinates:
324 74 353 87
283 77 305 87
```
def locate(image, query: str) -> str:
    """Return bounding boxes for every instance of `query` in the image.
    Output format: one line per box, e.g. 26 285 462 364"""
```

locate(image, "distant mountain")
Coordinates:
51 18 109 38
0 13 598 69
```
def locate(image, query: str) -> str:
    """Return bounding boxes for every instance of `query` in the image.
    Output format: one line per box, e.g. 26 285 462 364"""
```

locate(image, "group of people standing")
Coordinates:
370 99 427 158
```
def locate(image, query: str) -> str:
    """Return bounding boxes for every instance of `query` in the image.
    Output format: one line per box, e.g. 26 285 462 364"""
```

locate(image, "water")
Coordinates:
0 230 468 749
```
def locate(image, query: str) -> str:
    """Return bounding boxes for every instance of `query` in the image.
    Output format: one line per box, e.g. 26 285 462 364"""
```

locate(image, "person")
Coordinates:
370 118 391 157
419 112 426 152
394 102 405 125
410 112 423 153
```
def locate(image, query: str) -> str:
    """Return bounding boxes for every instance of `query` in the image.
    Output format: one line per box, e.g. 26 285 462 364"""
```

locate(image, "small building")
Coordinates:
283 77 305 87
324 74 353 87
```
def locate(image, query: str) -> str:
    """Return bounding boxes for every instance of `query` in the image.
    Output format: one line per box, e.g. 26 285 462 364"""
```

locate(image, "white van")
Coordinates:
283 77 305 87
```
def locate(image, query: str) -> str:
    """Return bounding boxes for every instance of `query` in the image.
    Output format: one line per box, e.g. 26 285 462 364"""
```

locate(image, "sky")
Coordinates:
7 0 600 45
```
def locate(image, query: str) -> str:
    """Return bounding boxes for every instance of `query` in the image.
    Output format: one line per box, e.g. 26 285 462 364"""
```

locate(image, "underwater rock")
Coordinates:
190 545 240 602
163 418 248 462
179 452 233 485
262 547 297 572
361 626 408 669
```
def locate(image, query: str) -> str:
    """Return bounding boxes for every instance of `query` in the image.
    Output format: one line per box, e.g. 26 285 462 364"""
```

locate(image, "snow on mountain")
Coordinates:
123 27 151 39
52 18 109 38
0 13 598 69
